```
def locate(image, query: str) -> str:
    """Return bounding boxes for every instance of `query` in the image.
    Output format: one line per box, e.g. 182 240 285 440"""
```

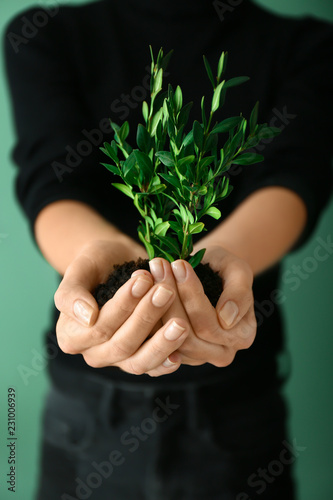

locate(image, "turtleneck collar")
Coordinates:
114 0 245 20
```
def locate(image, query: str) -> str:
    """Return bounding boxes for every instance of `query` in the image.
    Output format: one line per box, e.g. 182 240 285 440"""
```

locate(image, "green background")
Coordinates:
0 1 332 499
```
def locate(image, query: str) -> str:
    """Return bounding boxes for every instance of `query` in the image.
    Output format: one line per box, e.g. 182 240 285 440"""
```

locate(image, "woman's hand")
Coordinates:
147 246 257 367
54 240 189 377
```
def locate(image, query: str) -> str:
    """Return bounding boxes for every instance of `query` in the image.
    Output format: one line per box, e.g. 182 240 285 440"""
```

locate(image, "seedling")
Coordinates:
100 47 280 268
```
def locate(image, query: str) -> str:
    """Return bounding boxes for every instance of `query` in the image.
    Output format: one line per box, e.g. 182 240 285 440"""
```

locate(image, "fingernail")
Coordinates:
171 261 187 283
131 270 147 278
132 277 152 298
149 259 165 282
164 321 186 340
152 286 174 307
73 300 93 326
220 301 239 327
163 356 177 368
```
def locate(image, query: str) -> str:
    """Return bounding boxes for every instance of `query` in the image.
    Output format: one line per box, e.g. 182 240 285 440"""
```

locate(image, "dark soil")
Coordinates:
93 258 222 308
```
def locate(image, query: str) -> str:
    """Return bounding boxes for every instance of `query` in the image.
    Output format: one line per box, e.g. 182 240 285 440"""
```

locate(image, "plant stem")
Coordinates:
180 218 189 259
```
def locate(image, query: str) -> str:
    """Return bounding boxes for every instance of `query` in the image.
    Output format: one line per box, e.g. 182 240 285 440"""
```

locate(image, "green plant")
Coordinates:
100 47 280 268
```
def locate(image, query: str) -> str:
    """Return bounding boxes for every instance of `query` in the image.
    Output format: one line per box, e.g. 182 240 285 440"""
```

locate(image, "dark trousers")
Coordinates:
35 371 296 500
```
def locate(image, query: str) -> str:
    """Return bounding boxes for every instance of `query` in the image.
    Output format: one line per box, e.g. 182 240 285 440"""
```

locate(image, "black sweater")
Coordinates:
4 0 333 388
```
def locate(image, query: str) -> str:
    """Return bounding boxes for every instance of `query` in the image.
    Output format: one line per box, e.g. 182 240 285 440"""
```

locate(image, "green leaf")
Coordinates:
211 117 242 135
203 55 215 88
175 123 185 150
184 205 194 224
173 86 183 112
101 142 119 163
220 177 230 198
205 206 221 219
136 124 152 153
153 68 163 93
168 221 185 245
151 175 161 186
100 163 119 176
155 151 174 167
142 101 149 123
232 153 264 165
201 96 207 130
118 121 130 143
242 118 247 136
249 101 259 135
182 130 194 148
197 185 207 195
160 49 174 71
133 194 146 217
204 133 218 154
178 155 195 170
156 47 163 68
162 98 169 124
189 222 205 234
219 88 227 108
150 184 166 195
122 152 139 184
134 150 154 183
217 51 227 80
198 155 215 170
112 183 134 199
144 215 154 229
155 221 170 236
188 248 206 269
167 118 176 141
149 45 155 66
159 173 182 190
155 234 180 255
211 81 225 113
224 76 250 89
110 121 120 135
138 231 155 260
228 128 244 157
258 126 282 138
150 108 164 136
193 121 204 150
156 247 174 263
177 102 193 129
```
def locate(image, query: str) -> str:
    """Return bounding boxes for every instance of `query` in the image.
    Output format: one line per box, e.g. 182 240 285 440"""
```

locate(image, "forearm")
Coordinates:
34 199 146 275
193 186 307 276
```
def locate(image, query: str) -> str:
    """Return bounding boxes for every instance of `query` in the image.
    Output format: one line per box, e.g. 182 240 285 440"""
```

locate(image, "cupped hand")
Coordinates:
54 240 189 377
147 245 257 367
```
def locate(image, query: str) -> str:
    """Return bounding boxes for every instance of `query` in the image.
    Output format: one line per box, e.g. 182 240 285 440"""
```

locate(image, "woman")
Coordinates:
4 0 333 498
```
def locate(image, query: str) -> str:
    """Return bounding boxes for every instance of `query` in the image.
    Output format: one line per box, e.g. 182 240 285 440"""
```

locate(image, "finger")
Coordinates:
149 258 191 326
56 272 154 353
145 352 182 377
117 318 189 375
214 258 254 330
171 259 223 342
152 258 238 363
54 254 102 327
81 283 176 366
175 331 234 366
223 307 257 351
170 259 253 352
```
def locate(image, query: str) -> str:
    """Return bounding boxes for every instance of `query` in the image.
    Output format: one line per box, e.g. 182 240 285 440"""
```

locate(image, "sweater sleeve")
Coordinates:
3 8 110 245
226 16 333 252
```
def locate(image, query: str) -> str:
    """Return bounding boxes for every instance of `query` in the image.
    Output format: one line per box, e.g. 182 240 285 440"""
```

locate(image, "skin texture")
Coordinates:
35 186 307 376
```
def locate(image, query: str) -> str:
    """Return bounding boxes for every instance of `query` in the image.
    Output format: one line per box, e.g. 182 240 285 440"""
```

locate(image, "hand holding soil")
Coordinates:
145 248 256 368
54 239 256 376
54 239 190 377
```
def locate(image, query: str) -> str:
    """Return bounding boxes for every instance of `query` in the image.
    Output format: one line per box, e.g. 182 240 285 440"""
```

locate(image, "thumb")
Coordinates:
216 262 254 330
54 254 100 327
202 246 253 330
